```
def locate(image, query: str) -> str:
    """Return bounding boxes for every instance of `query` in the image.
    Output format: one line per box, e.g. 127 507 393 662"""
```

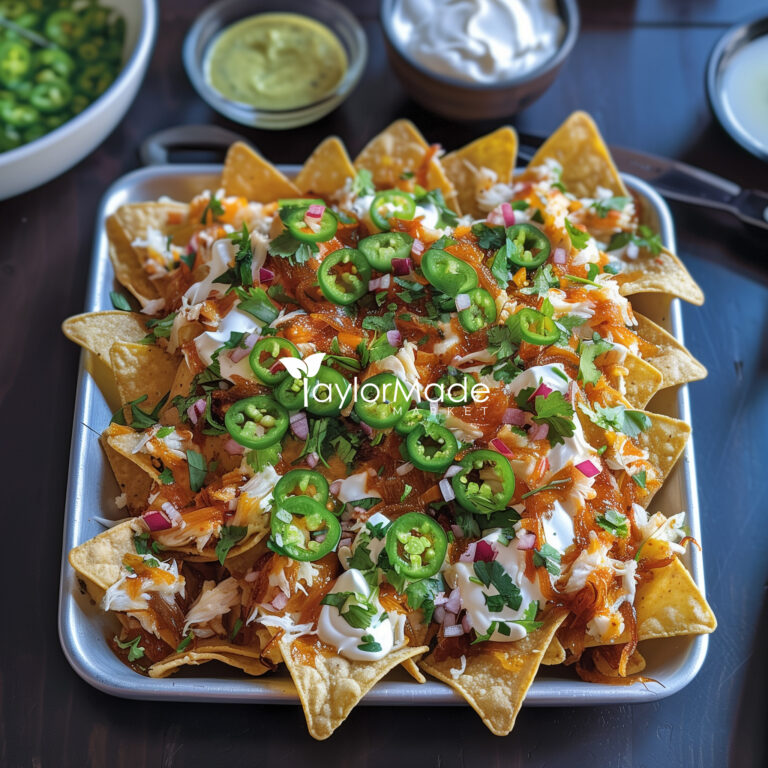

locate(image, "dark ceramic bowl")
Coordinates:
380 0 579 120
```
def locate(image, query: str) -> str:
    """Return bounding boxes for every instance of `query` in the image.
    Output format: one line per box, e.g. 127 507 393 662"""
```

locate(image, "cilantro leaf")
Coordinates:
200 193 225 224
157 467 174 485
532 543 561 576
115 635 145 662
416 188 459 229
176 633 193 653
211 223 253 288
490 238 511 287
404 576 443 624
235 285 279 324
516 387 575 447
320 590 379 629
245 444 281 473
140 311 177 345
554 314 586 346
347 540 375 571
110 291 131 311
565 218 589 250
362 312 396 333
596 508 629 538
352 168 375 197
486 324 518 361
577 333 613 386
581 403 651 437
511 601 544 632
215 525 248 565
110 392 169 430
521 263 559 296
473 560 522 611
186 449 208 492
592 196 630 218
471 222 506 251
358 634 382 653
632 470 647 489
607 225 662 256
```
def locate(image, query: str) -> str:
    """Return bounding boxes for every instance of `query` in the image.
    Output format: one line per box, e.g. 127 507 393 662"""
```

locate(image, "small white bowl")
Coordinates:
0 0 158 201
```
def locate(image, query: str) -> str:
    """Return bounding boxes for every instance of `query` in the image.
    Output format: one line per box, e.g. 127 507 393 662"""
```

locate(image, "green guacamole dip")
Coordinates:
205 13 348 110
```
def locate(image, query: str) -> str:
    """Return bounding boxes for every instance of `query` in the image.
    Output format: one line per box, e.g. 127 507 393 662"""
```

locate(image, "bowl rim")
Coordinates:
0 0 158 167
182 0 368 120
379 0 579 91
706 11 768 162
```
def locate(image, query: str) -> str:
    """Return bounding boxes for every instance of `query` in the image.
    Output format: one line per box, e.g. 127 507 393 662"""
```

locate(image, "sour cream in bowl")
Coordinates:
380 0 579 120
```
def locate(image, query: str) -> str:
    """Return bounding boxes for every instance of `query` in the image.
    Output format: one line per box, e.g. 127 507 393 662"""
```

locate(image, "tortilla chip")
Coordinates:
69 519 138 598
419 610 566 736
163 358 197 421
102 436 152 512
105 430 162 482
442 126 518 218
221 142 300 201
617 246 704 306
634 313 707 388
542 636 566 665
633 539 716 639
527 111 628 198
613 353 663 410
174 529 269 564
294 137 356 198
106 214 160 304
62 311 147 366
279 635 428 740
109 342 178 418
148 638 270 678
636 411 690 504
354 120 459 211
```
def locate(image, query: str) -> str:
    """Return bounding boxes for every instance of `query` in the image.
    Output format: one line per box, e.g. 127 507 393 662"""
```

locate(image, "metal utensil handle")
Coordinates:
139 125 250 166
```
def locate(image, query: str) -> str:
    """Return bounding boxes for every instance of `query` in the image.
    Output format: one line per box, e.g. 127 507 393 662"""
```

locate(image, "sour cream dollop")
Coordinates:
391 0 565 84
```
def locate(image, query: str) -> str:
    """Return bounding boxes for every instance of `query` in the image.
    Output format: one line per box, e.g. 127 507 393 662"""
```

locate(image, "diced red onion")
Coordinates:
269 359 285 374
444 588 461 614
229 331 259 363
142 509 172 532
474 540 497 562
396 462 414 476
443 464 461 479
444 623 464 638
360 421 373 438
455 293 471 312
369 274 392 292
306 204 325 219
386 329 402 347
306 452 319 468
224 438 246 456
439 478 455 502
576 459 600 478
529 423 549 441
411 239 425 258
461 613 473 633
489 437 514 459
486 207 505 227
140 298 165 315
450 524 464 539
187 398 206 425
433 605 446 625
501 202 515 227
315 533 326 543
530 382 553 401
459 542 477 562
270 592 288 611
502 407 526 426
516 530 536 550
244 568 261 583
339 537 353 549
553 247 567 265
290 411 309 441
329 479 343 496
392 257 412 275
258 267 275 284
433 592 448 606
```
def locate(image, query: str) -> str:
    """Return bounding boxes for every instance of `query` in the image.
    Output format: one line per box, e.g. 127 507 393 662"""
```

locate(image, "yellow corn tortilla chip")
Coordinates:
62 311 148 366
585 539 716 648
294 137 356 198
419 609 566 736
106 430 161 482
106 214 160 304
636 411 690 505
610 352 663 410
173 529 268 564
149 650 270 678
617 246 704 306
634 312 707 387
527 111 628 198
354 120 460 212
442 126 518 218
112 201 191 256
542 636 566 665
221 142 300 201
109 342 178 419
278 635 428 740
163 358 197 421
101 436 152 512
68 519 138 598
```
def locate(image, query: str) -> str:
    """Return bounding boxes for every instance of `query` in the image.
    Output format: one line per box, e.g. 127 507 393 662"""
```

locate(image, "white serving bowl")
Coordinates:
0 0 158 201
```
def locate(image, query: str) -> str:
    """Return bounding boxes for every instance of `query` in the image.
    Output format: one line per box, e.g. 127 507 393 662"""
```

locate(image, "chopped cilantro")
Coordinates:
473 560 522 612
110 291 131 311
565 218 589 250
532 543 561 576
415 188 459 229
521 263 559 296
358 634 383 653
176 633 193 653
577 333 613 386
320 590 379 629
200 194 225 224
471 222 506 251
632 470 647 489
352 168 375 197
115 635 145 662
592 196 630 218
211 223 253 288
215 525 248 565
235 285 279 324
405 576 443 624
140 311 177 345
596 508 629 537
185 449 208 492
157 467 174 485
515 386 575 447
362 312 396 333
512 601 544 632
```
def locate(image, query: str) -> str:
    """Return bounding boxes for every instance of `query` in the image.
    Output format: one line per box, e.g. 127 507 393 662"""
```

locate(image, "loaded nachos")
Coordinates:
63 112 715 739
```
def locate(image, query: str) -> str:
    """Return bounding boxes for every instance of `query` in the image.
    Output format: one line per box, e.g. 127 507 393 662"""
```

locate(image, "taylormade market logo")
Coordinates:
281 352 491 408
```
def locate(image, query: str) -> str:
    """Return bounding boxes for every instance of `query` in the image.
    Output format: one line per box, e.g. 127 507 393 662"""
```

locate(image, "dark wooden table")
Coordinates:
2 1 767 766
